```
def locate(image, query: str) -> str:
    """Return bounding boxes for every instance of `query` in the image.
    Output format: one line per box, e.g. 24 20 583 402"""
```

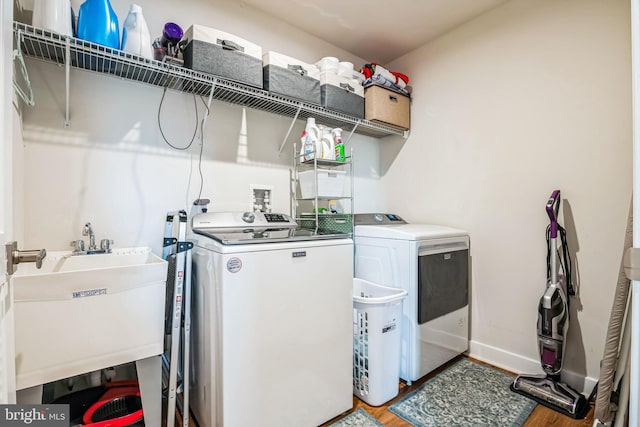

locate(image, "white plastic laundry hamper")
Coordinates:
353 278 407 406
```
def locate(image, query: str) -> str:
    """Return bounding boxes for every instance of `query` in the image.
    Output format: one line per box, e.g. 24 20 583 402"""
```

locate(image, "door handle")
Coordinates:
5 241 47 275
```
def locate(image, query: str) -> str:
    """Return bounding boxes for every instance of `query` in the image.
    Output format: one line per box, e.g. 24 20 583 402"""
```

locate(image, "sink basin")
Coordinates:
15 246 164 274
12 247 168 390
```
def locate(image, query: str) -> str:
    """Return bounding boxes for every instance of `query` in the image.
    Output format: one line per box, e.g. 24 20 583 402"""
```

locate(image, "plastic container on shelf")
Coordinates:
121 4 153 59
353 278 407 406
338 61 354 77
320 126 335 160
298 169 346 199
298 213 352 234
77 0 120 49
316 56 339 74
300 117 320 162
32 0 73 37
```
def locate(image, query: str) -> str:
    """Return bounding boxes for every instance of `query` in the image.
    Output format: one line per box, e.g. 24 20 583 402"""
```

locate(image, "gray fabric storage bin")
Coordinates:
320 84 364 119
320 71 365 118
263 66 321 105
263 52 321 104
183 25 263 88
321 84 365 118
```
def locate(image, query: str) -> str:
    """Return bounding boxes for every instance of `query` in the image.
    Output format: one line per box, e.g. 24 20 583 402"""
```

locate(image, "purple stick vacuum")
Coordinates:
510 190 588 419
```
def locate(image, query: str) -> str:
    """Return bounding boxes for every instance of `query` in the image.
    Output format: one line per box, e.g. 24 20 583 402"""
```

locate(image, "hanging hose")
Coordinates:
594 201 633 424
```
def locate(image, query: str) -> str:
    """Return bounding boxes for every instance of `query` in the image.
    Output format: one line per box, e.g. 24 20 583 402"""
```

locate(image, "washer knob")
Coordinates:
374 214 384 222
242 212 256 223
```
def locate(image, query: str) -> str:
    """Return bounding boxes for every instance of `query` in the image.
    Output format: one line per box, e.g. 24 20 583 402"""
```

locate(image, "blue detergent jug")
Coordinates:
77 0 120 49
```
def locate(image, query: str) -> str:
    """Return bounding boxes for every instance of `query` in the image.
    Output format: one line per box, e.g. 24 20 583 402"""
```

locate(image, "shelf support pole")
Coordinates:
344 122 360 145
64 37 71 128
205 80 215 113
278 104 302 155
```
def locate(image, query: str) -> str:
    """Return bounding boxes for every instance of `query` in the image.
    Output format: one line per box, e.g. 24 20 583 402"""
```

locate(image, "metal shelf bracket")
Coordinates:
345 122 360 145
64 37 70 128
278 104 302 155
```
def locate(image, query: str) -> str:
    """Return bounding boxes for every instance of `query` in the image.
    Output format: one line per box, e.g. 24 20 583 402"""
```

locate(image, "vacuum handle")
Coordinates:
546 190 561 238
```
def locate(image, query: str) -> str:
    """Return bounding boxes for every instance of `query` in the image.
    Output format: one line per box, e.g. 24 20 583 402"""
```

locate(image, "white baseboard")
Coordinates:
468 340 597 396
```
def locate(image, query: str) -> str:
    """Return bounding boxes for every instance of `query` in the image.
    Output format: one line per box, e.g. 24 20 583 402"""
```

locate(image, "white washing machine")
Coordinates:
190 211 353 427
354 213 470 383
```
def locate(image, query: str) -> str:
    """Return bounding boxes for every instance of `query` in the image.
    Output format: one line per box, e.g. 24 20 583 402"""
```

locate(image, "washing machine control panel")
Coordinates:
192 212 297 230
377 214 404 222
264 213 289 223
354 213 407 225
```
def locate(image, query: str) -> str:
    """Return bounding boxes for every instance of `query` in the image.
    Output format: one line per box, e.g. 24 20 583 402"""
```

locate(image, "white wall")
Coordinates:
19 0 382 255
384 0 632 389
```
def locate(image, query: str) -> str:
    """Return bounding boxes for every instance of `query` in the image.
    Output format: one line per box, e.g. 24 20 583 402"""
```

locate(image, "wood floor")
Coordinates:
180 355 595 426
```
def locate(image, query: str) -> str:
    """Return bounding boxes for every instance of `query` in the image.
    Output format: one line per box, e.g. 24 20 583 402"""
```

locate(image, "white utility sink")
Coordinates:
12 247 168 390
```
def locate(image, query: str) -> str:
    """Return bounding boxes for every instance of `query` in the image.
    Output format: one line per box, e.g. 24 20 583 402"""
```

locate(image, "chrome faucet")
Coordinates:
71 222 113 255
83 222 96 251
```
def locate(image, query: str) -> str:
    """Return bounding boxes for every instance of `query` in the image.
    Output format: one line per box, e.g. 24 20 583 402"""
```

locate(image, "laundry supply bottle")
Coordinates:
333 128 346 162
300 117 320 162
32 0 73 37
320 126 335 160
77 0 120 49
121 4 153 59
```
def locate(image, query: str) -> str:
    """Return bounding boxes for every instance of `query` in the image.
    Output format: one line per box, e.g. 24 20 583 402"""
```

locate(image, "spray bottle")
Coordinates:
333 128 345 162
300 117 320 162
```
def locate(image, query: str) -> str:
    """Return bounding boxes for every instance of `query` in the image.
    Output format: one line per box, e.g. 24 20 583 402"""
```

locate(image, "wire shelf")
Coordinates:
13 22 408 138
298 157 352 167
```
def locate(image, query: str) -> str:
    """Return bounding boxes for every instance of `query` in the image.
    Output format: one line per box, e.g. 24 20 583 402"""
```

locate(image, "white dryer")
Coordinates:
354 213 470 383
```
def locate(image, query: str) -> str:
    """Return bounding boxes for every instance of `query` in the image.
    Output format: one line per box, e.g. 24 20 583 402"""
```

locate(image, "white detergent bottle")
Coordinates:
320 126 335 160
33 0 73 37
300 117 320 162
121 4 153 59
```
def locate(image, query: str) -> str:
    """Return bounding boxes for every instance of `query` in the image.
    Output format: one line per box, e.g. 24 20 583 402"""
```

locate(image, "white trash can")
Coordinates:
353 278 407 406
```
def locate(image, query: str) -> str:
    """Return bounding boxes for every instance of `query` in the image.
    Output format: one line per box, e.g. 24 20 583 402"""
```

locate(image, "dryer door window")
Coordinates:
417 249 469 324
